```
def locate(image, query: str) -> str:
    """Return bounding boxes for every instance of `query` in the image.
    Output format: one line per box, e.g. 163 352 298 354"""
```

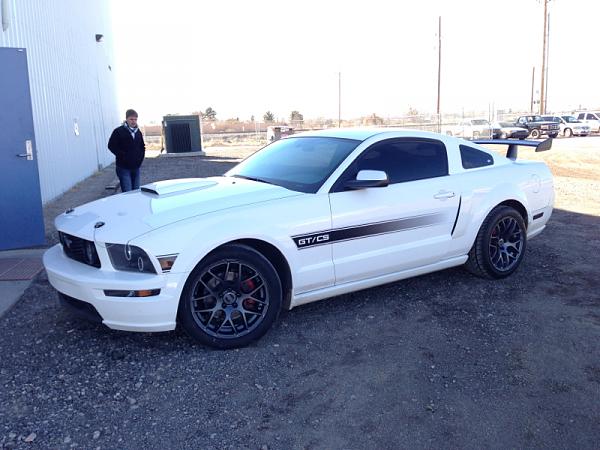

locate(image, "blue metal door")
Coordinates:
0 48 45 250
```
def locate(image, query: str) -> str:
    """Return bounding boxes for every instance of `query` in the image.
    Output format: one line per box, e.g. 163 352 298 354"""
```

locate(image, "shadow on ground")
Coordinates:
1 207 598 449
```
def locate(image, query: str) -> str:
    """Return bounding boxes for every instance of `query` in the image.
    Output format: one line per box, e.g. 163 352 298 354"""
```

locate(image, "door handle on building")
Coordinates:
16 140 33 160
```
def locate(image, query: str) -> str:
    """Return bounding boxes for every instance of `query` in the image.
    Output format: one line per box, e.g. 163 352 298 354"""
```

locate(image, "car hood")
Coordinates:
531 121 558 126
55 177 301 243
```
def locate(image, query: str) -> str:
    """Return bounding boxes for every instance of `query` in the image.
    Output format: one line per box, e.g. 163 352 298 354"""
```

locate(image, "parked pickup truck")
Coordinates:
514 115 560 139
444 119 492 139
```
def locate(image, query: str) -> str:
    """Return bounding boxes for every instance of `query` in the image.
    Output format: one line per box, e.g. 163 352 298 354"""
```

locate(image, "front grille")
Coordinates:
58 232 101 268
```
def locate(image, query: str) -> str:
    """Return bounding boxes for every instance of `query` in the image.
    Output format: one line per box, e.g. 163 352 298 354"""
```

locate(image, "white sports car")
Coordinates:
43 129 554 348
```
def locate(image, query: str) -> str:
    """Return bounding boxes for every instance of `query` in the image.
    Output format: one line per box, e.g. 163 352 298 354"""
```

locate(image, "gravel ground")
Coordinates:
1 139 599 449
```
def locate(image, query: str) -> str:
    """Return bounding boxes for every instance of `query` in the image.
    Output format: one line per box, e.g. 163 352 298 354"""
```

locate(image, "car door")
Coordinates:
587 113 600 132
328 138 460 285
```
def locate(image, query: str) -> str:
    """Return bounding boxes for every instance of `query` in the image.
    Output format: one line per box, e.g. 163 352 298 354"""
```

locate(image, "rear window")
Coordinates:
460 145 494 169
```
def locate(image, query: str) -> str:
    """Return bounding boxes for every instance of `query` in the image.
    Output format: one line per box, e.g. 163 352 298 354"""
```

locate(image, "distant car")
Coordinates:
444 119 492 139
573 111 600 133
491 122 529 139
554 116 590 137
43 129 554 349
515 115 560 139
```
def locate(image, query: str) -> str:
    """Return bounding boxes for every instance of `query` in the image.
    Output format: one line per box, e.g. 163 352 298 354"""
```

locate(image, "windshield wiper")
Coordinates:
232 174 272 184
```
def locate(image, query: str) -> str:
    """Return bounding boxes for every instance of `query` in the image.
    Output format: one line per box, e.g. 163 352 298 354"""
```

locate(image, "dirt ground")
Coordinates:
0 135 598 449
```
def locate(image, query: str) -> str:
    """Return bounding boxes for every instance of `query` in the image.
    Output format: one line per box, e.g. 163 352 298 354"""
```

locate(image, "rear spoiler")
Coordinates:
473 138 552 161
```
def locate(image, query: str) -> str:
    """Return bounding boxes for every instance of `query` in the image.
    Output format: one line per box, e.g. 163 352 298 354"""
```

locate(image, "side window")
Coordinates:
351 139 448 184
459 145 493 169
577 113 585 120
586 114 595 120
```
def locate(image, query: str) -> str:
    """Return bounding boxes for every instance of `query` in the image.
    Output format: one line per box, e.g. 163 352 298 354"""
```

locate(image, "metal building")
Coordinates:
0 0 119 250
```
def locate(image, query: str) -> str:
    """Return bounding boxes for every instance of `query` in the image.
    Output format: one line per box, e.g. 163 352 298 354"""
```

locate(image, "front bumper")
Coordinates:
43 244 187 332
573 129 590 136
537 127 560 136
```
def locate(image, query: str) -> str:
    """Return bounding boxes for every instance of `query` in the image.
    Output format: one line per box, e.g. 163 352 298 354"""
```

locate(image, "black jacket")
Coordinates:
108 124 146 169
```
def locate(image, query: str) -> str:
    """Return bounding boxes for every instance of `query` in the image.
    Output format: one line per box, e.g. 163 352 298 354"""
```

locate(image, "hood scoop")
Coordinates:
140 178 218 196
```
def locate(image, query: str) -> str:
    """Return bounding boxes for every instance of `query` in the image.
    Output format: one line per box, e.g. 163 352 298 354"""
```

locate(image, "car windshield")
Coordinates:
562 116 579 123
541 116 560 122
226 136 361 193
472 120 489 125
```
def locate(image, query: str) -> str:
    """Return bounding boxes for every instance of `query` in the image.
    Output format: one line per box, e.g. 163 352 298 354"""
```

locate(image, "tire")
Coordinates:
178 244 282 349
564 128 573 138
530 129 540 139
465 205 527 279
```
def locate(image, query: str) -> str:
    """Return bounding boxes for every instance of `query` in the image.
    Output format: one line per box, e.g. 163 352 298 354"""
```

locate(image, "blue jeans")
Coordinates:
116 166 140 192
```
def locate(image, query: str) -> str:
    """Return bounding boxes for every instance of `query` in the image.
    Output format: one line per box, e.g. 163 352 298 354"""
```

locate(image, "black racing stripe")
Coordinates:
292 212 448 249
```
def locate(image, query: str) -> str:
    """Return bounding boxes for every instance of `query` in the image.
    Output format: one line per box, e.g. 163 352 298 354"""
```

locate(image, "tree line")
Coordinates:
193 107 304 124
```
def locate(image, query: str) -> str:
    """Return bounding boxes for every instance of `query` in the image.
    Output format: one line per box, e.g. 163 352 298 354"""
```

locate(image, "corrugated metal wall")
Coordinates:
0 0 119 203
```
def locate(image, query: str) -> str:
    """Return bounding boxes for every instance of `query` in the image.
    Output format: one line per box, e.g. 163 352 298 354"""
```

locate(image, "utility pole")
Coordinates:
437 16 442 132
545 13 550 113
539 0 548 114
530 66 535 113
338 72 341 128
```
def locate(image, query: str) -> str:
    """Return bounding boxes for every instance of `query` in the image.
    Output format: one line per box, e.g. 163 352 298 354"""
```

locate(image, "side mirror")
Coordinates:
344 170 389 190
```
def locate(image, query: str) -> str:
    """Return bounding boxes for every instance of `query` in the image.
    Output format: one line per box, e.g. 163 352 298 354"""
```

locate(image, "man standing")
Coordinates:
108 109 146 192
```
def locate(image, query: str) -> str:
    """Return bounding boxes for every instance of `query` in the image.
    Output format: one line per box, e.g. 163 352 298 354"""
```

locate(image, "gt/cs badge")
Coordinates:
294 233 330 248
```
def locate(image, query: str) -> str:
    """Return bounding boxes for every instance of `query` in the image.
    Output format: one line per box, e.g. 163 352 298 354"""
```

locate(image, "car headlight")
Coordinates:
106 243 157 274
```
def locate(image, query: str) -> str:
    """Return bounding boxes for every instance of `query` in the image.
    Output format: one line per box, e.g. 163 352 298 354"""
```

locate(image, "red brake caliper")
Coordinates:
241 279 256 309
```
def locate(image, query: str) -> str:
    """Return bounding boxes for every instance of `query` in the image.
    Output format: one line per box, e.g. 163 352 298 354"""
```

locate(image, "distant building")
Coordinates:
1 0 119 249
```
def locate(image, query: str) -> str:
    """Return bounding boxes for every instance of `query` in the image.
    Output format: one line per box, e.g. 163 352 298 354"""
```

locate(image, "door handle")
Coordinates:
434 190 455 200
16 140 34 160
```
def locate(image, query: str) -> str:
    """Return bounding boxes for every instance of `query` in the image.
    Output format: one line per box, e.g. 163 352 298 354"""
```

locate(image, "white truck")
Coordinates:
444 119 492 139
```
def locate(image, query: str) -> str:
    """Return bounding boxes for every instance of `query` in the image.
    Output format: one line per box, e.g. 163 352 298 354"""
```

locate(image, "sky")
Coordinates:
110 0 600 124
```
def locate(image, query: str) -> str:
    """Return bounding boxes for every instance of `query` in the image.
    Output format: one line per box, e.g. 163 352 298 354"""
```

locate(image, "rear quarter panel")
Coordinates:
447 157 553 257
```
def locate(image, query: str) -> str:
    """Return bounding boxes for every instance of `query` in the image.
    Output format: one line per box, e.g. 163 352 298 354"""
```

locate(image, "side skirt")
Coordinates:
289 255 469 309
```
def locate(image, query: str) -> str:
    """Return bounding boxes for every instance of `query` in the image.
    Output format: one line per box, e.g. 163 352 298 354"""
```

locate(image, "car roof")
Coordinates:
293 127 446 142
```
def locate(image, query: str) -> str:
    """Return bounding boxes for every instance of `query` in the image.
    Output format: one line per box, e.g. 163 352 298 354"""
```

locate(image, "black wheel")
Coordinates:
564 128 573 138
465 206 527 279
530 129 540 139
178 244 282 349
